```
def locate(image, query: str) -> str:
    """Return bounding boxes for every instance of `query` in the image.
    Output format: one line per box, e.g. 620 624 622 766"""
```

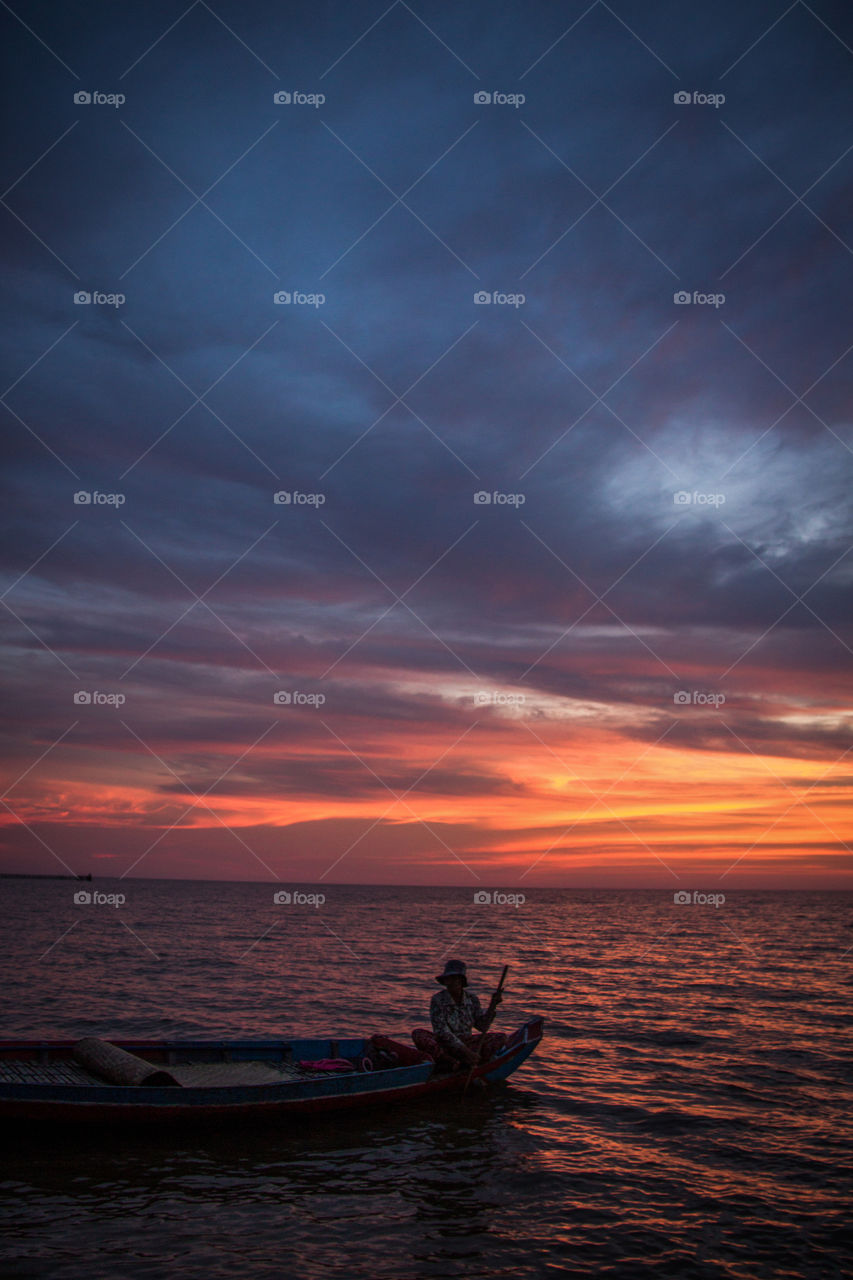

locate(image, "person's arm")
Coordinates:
472 989 501 1032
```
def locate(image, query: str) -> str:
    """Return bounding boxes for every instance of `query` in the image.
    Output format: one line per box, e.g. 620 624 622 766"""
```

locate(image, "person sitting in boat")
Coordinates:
412 960 507 1070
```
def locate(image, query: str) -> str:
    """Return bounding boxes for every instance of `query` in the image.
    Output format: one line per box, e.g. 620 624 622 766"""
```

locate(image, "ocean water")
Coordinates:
0 881 851 1279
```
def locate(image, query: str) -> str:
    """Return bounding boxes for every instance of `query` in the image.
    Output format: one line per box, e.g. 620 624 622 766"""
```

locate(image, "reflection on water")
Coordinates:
1 884 851 1277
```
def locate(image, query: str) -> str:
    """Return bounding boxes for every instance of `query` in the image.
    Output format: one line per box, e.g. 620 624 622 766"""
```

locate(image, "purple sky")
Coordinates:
2 0 852 886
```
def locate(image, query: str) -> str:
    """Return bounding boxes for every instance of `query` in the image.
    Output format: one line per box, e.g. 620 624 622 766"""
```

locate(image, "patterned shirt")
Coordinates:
430 988 491 1055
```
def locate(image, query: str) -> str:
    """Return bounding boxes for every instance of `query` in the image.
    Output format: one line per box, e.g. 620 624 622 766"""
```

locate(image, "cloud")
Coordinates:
2 0 852 885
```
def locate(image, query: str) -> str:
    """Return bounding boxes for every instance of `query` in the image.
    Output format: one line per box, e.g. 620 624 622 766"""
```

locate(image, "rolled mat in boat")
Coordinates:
73 1038 181 1087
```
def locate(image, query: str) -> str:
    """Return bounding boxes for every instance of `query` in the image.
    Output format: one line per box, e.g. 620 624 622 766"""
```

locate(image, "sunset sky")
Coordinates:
1 0 851 887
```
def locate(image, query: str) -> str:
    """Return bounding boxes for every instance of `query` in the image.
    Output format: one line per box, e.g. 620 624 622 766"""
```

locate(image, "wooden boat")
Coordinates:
0 1018 544 1124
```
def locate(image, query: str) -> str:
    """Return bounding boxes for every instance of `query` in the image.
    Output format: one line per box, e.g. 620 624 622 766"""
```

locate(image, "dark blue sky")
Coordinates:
2 0 852 885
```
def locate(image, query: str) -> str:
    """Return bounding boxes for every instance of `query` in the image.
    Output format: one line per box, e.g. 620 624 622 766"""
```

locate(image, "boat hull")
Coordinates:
0 1019 544 1124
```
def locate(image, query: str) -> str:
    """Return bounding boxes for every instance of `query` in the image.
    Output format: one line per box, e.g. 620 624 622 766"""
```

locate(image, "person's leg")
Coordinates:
412 1028 459 1069
465 1031 507 1062
367 1034 431 1066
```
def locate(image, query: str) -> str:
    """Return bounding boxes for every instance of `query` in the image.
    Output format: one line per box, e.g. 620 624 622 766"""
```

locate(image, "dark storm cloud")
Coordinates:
2 0 852 870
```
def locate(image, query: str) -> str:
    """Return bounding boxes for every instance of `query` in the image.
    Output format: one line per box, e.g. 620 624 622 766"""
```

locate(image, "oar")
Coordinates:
463 964 509 1094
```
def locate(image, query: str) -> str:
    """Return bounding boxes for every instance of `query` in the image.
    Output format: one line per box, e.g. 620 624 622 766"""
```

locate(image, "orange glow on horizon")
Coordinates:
2 711 850 886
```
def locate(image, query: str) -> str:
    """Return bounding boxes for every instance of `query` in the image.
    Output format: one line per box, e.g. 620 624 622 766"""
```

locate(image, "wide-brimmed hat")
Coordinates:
436 959 467 986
